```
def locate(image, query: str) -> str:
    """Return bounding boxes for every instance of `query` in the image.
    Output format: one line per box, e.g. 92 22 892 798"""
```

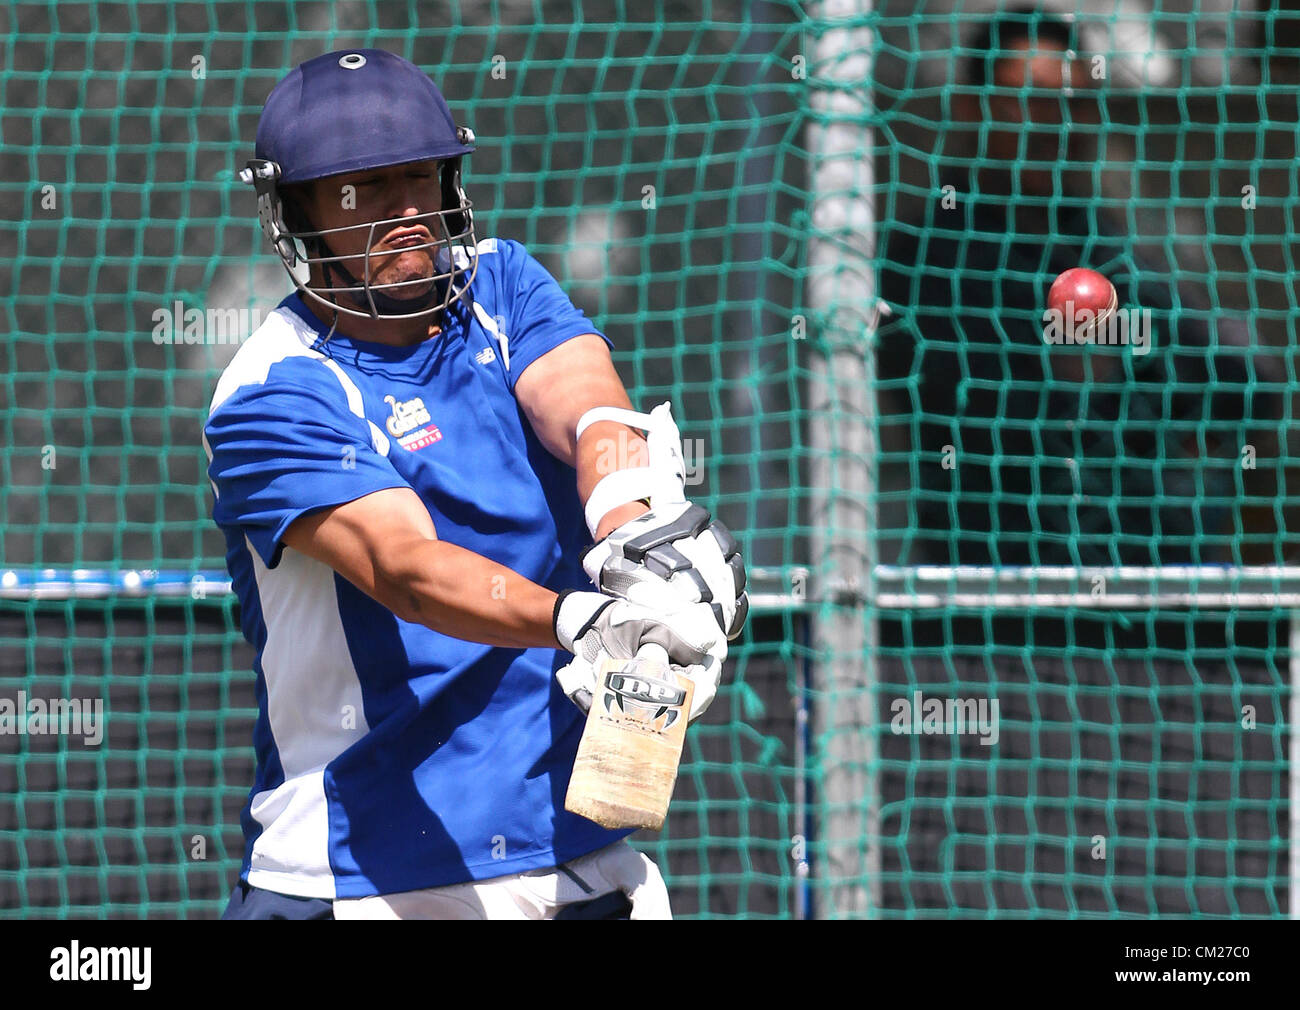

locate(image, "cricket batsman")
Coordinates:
204 49 748 919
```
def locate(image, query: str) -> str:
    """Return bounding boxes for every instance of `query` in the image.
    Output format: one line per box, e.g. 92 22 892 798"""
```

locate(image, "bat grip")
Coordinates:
636 643 671 669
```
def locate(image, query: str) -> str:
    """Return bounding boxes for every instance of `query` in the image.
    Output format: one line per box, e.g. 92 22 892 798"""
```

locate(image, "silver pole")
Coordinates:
1291 612 1299 919
806 0 878 917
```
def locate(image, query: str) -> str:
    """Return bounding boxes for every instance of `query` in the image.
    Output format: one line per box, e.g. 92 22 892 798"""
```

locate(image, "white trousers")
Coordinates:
331 840 672 920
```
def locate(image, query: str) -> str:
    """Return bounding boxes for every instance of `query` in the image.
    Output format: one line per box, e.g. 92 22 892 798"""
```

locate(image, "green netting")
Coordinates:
824 3 1294 918
1 0 809 919
871 6 1298 567
1 0 1297 918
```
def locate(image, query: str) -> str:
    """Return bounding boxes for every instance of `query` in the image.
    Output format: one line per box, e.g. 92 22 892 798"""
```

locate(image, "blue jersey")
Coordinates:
203 237 631 899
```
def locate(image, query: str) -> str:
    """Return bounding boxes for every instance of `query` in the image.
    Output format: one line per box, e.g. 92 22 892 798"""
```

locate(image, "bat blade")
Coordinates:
564 646 694 831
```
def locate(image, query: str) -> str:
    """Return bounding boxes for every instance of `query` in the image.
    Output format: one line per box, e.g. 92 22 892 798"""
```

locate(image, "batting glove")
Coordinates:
552 587 725 723
583 502 749 641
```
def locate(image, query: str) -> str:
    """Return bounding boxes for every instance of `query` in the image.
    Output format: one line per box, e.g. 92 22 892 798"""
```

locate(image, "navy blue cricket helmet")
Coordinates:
241 49 479 321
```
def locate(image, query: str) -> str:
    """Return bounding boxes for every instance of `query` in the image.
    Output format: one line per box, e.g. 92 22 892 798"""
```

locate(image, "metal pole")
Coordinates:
1291 612 1299 919
806 0 878 917
794 610 813 919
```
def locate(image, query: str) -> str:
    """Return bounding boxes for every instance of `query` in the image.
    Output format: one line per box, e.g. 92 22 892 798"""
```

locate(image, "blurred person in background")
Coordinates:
876 7 1280 567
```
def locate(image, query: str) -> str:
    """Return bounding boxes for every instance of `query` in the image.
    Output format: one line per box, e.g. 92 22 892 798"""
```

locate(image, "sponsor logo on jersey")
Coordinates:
397 425 443 452
474 346 496 365
384 394 432 437
383 393 442 451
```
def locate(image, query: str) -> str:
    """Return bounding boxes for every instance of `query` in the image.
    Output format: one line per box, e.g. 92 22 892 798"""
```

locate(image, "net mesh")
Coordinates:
850 2 1295 917
1 0 809 919
871 5 1297 568
1 0 1296 918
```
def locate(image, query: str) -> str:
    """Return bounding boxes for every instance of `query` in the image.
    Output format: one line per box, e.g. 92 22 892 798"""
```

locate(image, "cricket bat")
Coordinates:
565 643 694 831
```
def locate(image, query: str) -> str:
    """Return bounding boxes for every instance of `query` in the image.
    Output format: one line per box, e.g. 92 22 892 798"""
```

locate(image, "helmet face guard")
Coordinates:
241 149 479 321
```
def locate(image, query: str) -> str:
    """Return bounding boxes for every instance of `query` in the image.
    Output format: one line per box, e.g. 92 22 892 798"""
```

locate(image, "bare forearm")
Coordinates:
513 336 651 539
377 538 561 649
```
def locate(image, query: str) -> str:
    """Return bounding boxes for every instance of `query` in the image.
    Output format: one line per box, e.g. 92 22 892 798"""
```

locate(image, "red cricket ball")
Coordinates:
1047 268 1117 328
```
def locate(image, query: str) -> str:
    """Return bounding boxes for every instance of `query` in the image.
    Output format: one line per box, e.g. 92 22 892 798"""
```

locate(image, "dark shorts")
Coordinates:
221 880 631 920
222 880 334 920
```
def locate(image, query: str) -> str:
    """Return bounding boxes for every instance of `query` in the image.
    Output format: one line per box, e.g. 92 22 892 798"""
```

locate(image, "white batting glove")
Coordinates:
552 588 726 723
583 502 749 641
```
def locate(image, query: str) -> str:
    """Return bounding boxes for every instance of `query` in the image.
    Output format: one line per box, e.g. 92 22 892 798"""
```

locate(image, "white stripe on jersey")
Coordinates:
207 303 324 415
245 537 371 899
205 307 378 898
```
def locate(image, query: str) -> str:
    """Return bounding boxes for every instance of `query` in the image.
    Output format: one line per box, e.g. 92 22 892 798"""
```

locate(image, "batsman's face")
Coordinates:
304 159 445 297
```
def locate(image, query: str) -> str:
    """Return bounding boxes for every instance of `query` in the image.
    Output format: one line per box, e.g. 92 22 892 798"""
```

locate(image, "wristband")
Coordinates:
584 468 657 538
577 402 687 537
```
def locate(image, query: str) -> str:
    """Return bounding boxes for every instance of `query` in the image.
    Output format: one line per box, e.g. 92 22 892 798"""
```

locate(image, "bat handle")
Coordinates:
636 643 671 669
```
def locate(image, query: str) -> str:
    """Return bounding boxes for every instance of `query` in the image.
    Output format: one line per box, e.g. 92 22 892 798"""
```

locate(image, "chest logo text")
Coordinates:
384 394 443 451
385 395 431 437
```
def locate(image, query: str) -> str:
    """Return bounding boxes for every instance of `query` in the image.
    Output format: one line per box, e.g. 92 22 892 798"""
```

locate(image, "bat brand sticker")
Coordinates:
602 670 686 728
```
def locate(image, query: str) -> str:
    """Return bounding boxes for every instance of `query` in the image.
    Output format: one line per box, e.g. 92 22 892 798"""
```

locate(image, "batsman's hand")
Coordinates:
583 502 749 641
552 586 725 723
